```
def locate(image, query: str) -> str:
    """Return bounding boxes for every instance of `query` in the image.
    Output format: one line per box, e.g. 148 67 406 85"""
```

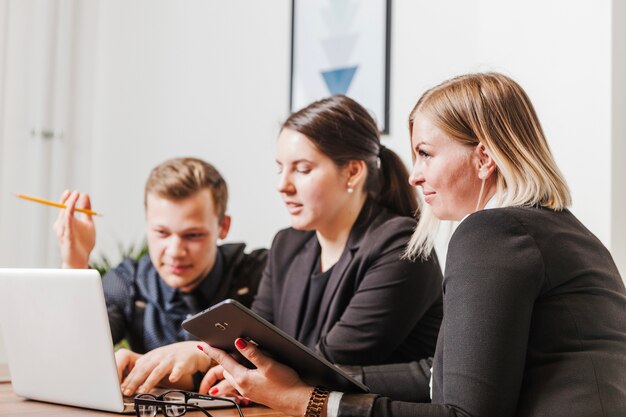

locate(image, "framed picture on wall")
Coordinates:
290 0 392 133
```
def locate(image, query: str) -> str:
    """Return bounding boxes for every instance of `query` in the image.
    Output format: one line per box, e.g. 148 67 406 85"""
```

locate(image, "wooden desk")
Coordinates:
0 365 287 417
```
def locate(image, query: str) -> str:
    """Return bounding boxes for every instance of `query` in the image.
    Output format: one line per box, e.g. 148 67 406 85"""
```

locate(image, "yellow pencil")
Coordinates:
14 193 103 216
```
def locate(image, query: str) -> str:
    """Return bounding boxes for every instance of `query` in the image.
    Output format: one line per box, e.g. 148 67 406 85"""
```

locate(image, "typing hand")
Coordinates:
115 348 141 388
117 342 212 396
53 190 95 269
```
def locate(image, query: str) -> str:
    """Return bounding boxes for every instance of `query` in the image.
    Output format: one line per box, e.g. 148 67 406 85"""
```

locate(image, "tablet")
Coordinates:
182 299 369 393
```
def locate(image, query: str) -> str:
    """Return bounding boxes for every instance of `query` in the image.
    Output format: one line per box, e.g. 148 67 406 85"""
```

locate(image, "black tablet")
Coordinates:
182 299 369 393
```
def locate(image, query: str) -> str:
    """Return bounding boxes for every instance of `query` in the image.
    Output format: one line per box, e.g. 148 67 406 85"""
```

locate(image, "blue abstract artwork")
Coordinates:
291 0 390 133
321 66 359 95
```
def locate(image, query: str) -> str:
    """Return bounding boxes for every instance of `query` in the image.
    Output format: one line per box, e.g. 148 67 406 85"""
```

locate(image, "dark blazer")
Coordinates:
339 207 626 417
251 200 443 366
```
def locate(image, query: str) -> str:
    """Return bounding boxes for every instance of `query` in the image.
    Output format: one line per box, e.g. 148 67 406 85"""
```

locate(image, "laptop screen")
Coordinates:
0 268 127 412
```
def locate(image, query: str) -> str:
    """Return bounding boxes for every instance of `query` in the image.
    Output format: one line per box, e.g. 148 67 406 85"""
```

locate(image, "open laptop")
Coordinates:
0 268 233 413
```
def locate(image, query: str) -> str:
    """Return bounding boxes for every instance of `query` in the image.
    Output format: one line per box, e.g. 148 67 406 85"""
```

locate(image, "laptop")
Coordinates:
0 268 232 413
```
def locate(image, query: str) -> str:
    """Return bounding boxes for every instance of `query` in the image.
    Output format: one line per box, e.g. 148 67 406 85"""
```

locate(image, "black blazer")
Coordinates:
251 200 443 366
340 207 626 417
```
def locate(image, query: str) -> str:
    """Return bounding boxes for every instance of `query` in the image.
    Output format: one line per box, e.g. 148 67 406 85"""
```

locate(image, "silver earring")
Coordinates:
347 187 354 194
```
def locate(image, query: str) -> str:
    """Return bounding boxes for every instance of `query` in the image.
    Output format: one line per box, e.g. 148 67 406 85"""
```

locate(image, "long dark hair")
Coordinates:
282 95 418 217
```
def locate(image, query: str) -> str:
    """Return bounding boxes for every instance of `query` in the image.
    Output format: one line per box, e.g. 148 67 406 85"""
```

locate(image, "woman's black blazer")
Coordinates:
251 199 444 366
339 207 626 417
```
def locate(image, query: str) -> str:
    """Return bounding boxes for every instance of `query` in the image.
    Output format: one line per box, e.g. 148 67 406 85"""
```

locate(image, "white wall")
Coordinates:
0 328 5 365
0 0 624 279
612 0 626 280
387 0 617 266
88 1 292 264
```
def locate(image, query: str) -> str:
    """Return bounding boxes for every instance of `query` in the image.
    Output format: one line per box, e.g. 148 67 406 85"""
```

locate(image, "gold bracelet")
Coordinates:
303 386 330 417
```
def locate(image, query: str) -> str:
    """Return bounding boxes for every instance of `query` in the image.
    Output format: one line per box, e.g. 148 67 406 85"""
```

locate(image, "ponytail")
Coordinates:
376 146 418 217
283 95 420 219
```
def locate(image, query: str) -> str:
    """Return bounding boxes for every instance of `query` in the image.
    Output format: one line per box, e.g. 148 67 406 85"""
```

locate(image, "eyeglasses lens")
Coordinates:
136 394 158 417
162 391 187 417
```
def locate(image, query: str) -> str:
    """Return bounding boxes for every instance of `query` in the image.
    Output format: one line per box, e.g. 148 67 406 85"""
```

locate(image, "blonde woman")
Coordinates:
198 73 626 417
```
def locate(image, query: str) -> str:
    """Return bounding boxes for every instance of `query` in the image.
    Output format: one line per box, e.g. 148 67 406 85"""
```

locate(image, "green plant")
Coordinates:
90 240 149 277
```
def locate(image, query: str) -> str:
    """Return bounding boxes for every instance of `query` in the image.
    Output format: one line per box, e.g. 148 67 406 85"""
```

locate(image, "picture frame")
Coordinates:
290 0 392 134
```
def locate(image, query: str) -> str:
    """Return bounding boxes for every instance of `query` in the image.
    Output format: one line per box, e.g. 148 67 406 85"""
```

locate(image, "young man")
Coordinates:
54 157 267 395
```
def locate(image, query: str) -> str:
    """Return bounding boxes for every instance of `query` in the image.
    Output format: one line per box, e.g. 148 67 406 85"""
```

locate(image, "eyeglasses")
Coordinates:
134 390 245 417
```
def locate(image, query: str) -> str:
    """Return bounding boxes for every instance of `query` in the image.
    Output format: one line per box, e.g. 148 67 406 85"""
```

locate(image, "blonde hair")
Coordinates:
144 157 228 222
406 72 571 259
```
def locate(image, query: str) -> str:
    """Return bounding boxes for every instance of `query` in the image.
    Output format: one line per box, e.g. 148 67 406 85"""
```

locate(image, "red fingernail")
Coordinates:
209 387 219 395
235 338 247 349
197 344 204 351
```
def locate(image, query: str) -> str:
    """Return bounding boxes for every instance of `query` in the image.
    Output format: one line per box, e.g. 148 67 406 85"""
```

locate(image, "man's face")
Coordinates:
145 189 229 292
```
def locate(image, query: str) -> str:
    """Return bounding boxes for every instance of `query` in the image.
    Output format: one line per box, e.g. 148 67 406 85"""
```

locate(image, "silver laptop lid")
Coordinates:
0 268 126 413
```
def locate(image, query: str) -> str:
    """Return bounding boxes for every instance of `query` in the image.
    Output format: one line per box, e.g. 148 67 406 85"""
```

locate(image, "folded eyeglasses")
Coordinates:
134 389 244 417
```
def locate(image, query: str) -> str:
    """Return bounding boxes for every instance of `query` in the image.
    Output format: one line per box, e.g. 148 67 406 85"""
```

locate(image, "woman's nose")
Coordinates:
408 161 425 187
276 171 294 194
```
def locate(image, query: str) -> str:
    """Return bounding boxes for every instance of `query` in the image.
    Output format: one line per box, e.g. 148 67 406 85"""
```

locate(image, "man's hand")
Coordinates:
53 190 95 269
117 342 212 396
115 348 141 386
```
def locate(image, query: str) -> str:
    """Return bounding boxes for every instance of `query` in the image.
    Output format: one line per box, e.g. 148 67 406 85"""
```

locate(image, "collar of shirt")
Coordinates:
459 193 501 225
160 247 225 307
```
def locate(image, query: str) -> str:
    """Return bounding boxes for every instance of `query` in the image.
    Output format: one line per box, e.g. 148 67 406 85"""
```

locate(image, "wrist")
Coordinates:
301 386 330 417
284 385 315 417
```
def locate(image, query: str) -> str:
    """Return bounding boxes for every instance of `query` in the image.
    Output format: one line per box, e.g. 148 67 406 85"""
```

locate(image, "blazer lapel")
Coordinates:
277 234 319 337
316 200 380 333
316 245 355 331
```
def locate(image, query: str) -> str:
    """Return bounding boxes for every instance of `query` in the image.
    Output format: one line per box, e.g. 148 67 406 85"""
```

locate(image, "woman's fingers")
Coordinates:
232 338 272 371
209 378 239 397
199 363 224 394
198 343 243 373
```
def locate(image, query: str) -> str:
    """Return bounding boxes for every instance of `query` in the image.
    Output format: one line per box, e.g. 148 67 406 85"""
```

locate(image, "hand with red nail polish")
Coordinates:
197 340 313 416
199 363 239 397
235 338 247 349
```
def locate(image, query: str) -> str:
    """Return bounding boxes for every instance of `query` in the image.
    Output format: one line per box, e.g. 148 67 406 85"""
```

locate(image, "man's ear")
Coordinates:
475 143 496 180
218 215 231 240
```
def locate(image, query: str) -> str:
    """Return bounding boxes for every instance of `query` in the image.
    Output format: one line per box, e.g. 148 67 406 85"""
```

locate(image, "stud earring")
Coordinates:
347 182 354 193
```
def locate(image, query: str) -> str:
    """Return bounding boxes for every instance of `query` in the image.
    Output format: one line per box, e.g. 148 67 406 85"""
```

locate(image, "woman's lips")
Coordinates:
284 201 303 215
423 192 436 204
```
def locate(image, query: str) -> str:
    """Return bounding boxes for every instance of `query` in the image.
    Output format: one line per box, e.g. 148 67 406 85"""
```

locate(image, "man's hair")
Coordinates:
144 157 228 222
